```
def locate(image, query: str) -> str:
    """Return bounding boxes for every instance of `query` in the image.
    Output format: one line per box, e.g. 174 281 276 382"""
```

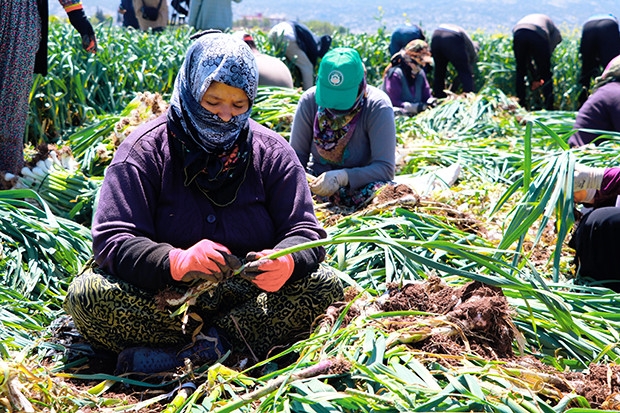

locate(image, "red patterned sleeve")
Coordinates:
58 0 83 12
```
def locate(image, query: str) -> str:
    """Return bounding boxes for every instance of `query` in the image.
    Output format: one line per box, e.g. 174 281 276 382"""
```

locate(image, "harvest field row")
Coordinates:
1 21 619 413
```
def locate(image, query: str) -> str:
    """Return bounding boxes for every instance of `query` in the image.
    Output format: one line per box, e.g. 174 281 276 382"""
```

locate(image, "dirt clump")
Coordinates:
323 276 517 360
373 183 419 207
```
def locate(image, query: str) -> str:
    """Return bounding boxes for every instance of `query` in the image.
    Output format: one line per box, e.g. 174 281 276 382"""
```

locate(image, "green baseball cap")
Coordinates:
316 48 365 110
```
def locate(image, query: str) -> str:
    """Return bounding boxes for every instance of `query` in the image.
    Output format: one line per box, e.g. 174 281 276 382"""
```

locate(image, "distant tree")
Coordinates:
304 20 346 36
234 16 278 31
95 7 105 23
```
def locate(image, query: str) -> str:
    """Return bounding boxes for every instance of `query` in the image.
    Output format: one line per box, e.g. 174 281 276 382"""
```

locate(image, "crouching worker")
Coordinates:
63 31 344 374
382 39 435 116
570 163 620 292
290 47 397 209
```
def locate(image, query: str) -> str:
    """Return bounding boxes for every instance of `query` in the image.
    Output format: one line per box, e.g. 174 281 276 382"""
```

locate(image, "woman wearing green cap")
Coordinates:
290 47 397 208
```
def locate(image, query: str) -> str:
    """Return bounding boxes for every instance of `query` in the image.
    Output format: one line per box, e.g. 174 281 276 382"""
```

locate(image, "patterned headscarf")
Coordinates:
169 31 258 153
593 54 620 93
403 39 433 67
167 31 258 206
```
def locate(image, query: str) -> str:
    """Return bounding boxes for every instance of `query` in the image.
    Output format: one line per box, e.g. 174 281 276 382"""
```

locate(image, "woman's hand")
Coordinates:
169 240 241 283
574 164 605 191
310 170 349 197
242 249 294 292
574 189 596 204
67 9 97 54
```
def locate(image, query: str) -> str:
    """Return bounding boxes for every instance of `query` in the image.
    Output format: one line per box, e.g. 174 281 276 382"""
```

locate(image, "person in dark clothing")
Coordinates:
430 24 479 99
569 57 620 291
0 0 96 177
570 161 620 292
119 0 139 29
577 14 620 107
268 21 332 90
569 54 620 148
63 31 343 375
389 24 425 56
512 14 562 110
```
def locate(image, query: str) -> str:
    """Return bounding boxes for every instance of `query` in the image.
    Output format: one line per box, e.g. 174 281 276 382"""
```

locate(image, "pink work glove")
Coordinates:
169 239 240 283
243 249 294 292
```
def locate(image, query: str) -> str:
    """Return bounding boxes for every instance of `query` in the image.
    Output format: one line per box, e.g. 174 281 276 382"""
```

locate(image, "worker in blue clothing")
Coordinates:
389 24 425 56
119 0 139 29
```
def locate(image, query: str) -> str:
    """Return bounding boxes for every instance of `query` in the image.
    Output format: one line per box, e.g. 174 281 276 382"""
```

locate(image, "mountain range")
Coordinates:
51 0 618 34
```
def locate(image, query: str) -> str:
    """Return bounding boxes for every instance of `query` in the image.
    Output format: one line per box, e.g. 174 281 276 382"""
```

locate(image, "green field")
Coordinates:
2 20 620 413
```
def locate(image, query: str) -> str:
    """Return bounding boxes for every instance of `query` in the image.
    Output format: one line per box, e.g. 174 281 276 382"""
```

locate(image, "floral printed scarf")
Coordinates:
312 79 367 165
168 31 258 153
593 54 620 93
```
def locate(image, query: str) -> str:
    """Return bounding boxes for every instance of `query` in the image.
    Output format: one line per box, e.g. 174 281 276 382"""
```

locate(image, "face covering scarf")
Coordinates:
167 32 258 206
168 31 258 153
312 79 367 165
168 109 253 207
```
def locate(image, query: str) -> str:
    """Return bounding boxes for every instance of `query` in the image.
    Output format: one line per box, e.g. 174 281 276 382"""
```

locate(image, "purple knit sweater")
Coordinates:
569 82 620 147
92 113 326 292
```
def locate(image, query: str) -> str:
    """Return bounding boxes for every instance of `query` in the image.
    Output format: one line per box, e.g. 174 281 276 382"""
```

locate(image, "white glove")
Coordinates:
310 170 349 197
573 164 605 191
402 102 427 114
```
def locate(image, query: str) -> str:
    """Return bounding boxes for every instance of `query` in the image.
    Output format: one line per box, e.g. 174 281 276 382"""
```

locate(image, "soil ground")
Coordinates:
40 183 603 411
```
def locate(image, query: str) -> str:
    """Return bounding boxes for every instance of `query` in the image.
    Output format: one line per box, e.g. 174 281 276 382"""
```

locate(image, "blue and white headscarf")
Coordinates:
170 31 259 153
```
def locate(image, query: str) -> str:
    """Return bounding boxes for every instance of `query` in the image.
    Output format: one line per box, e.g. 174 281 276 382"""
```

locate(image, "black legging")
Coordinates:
512 28 554 110
431 29 475 98
578 18 620 106
571 207 620 292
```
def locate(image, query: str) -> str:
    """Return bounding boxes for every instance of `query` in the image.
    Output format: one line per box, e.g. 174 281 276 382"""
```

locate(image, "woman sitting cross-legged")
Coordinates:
63 31 344 374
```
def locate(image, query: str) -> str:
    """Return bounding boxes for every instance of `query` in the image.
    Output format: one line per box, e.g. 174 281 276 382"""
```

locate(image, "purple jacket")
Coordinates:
591 167 620 208
92 113 326 292
569 81 620 147
383 67 432 108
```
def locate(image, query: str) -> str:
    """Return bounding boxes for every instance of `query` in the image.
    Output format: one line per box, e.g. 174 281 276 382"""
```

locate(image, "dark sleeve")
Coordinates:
548 21 562 51
289 90 318 167
113 237 173 292
462 31 478 64
318 35 332 58
92 117 177 292
292 22 320 65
